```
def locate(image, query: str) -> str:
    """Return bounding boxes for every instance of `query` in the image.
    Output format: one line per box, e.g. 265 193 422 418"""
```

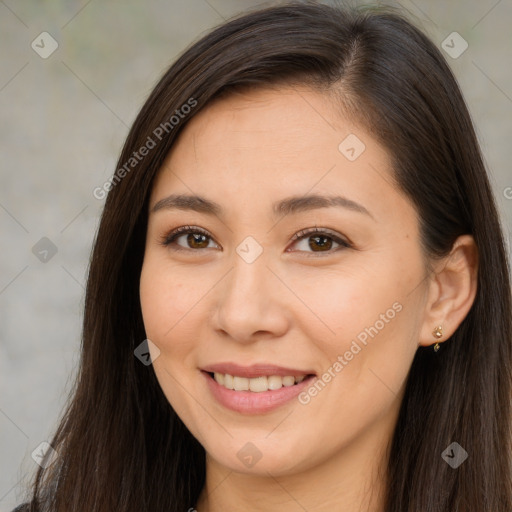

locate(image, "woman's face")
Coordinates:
140 86 430 477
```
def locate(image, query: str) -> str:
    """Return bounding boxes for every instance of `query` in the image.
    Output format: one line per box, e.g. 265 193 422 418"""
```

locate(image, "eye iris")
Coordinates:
188 232 209 249
309 235 332 251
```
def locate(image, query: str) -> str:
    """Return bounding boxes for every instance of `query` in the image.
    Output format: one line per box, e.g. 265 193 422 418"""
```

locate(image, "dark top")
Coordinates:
11 505 30 512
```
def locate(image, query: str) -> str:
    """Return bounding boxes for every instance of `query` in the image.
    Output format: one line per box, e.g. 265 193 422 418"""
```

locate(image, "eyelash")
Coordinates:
158 225 352 256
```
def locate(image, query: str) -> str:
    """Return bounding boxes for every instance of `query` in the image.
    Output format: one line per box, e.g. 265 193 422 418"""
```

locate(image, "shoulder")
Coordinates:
11 504 30 512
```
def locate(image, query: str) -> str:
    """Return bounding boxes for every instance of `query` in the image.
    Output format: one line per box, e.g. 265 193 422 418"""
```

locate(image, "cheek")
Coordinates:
287 257 420 398
285 263 403 351
139 260 203 418
140 257 194 336
139 260 196 363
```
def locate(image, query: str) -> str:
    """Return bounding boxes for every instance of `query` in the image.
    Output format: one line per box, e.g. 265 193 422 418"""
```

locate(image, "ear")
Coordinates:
418 234 478 348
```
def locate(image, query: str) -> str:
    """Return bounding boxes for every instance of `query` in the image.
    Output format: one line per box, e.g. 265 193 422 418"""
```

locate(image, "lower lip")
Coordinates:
202 371 316 414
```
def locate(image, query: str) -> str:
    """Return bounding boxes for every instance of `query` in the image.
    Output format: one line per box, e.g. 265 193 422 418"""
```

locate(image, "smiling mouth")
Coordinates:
206 371 315 392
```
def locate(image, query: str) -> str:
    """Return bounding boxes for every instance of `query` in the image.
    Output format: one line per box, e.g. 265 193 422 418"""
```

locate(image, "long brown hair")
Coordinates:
21 2 512 511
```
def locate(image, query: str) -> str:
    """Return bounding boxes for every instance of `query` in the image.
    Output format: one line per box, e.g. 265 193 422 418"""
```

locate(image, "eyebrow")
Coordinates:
151 193 374 220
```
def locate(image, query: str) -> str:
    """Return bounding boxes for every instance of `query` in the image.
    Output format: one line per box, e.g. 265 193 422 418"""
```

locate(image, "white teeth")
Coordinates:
223 373 234 390
249 376 268 392
233 376 249 391
267 375 283 390
212 372 308 392
282 376 295 387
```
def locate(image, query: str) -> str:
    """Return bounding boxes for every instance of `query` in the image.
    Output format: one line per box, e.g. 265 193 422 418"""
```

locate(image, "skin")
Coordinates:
139 85 478 512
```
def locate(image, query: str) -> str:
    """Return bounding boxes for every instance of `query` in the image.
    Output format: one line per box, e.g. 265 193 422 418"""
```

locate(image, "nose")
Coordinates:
213 249 290 344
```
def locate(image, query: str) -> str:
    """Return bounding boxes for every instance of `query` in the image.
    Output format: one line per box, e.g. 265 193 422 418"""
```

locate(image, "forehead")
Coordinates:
155 86 387 184
148 86 413 230
182 85 343 150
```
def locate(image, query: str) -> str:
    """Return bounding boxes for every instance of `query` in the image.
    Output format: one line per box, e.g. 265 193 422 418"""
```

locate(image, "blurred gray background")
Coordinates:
1 0 511 509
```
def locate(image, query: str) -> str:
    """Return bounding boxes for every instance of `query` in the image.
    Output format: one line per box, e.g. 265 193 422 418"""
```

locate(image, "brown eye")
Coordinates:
307 234 333 251
289 227 351 255
182 232 210 249
160 226 218 251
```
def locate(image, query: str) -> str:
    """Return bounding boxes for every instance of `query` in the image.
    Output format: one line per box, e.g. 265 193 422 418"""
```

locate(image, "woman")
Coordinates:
13 1 512 511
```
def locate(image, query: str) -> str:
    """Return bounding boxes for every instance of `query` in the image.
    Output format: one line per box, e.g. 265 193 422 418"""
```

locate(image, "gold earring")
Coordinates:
432 325 443 352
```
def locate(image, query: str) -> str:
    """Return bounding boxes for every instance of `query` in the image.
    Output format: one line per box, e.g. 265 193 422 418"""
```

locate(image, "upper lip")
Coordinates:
201 362 316 379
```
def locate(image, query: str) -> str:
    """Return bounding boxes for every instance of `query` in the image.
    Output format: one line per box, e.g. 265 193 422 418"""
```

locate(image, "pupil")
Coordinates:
310 235 331 251
189 233 208 248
